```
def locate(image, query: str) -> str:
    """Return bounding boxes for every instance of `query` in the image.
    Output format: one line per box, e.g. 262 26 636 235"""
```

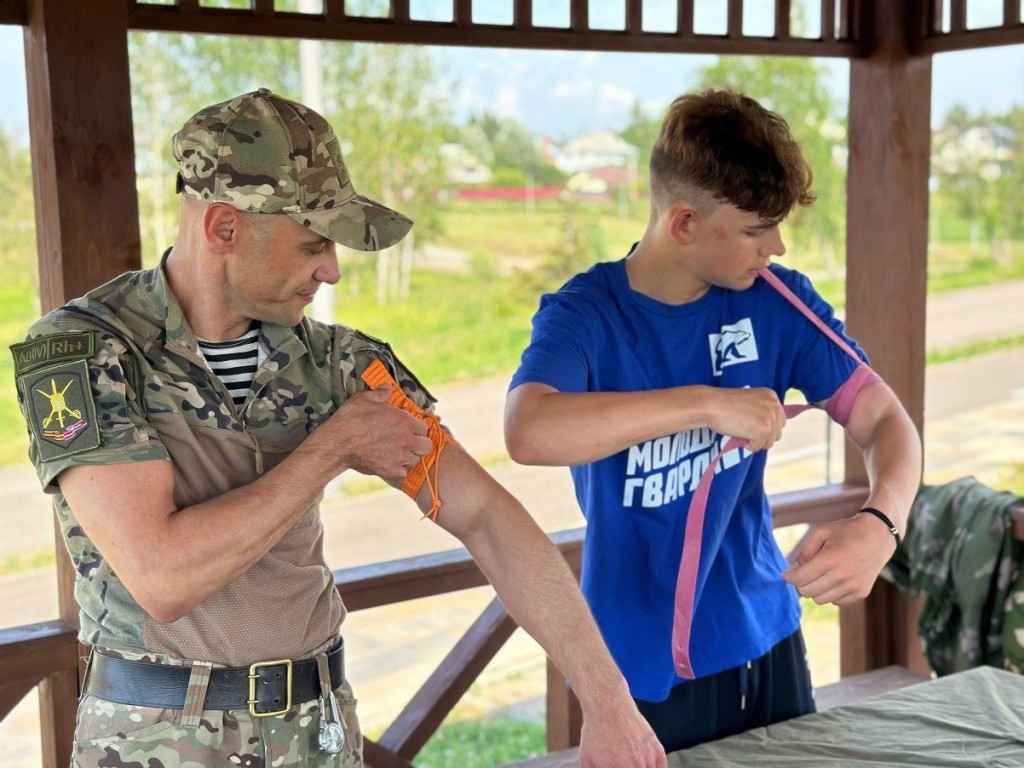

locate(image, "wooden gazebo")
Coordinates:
1 1 1022 766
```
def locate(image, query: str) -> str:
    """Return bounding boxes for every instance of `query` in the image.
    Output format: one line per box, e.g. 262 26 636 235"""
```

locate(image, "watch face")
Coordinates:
319 721 345 755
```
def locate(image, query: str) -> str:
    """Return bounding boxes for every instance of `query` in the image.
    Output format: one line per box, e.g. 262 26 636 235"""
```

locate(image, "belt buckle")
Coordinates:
248 659 292 718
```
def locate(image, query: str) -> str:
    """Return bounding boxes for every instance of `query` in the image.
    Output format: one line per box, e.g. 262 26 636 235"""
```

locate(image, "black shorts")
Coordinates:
634 629 816 753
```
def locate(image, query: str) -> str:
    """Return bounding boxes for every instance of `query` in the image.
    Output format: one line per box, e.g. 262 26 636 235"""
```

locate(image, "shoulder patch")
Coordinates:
11 332 96 375
19 359 101 461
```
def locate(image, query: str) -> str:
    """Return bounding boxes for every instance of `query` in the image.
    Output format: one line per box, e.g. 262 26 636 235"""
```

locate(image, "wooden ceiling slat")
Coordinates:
514 0 531 29
727 0 743 38
1005 0 1021 26
920 22 1024 52
570 0 588 32
950 0 967 32
775 0 791 40
322 0 343 20
677 0 693 35
626 0 643 35
125 5 862 55
822 0 836 41
2 0 1019 55
838 0 852 40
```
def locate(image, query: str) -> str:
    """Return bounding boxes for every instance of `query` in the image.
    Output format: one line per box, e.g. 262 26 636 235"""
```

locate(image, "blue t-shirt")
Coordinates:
509 260 866 701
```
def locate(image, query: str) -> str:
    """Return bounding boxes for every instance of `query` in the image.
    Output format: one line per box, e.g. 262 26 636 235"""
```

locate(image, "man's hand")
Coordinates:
579 707 667 768
315 386 433 485
706 387 787 452
781 513 897 605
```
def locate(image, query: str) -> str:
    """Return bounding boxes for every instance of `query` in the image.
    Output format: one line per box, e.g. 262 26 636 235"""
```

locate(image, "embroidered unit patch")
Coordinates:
20 359 100 461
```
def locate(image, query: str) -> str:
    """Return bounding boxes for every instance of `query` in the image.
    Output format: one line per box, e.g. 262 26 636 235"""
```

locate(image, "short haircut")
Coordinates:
649 90 815 222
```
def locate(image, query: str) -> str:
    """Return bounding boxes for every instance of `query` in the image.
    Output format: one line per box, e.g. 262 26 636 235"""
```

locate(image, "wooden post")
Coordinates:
841 1 931 677
23 0 141 763
545 659 583 753
24 0 141 315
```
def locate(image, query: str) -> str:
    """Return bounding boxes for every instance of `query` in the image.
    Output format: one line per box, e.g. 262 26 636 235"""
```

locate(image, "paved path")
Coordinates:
2 280 1024 763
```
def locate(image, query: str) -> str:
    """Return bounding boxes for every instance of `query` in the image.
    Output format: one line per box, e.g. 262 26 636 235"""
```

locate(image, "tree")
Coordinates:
128 32 450 304
468 112 563 187
694 56 847 276
618 98 661 196
932 105 1016 261
327 43 451 303
514 199 607 300
129 32 303 263
0 125 36 291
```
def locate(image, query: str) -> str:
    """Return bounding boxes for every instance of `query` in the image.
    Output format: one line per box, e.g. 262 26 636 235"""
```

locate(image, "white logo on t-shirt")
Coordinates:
709 318 759 376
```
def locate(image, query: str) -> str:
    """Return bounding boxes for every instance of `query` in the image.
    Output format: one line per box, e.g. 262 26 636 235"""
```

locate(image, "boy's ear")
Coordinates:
667 205 699 246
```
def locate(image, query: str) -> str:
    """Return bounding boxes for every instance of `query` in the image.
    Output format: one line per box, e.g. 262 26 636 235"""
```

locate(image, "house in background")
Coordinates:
543 131 640 200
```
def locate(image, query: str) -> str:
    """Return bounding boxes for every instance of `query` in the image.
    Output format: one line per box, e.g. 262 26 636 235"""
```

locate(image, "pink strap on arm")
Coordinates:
671 267 880 679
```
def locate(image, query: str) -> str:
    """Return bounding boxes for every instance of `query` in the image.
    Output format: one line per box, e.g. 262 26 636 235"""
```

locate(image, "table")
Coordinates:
667 665 1024 767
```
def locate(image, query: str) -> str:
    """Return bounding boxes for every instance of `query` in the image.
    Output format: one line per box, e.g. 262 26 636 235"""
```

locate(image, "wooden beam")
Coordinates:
377 597 519 759
23 2 139 761
0 0 27 25
514 0 532 29
918 23 1024 53
769 482 868 528
335 527 583 611
727 0 743 38
626 0 643 34
24 0 142 314
677 0 694 36
0 678 38 723
570 0 587 32
0 620 79 765
545 658 583 752
362 739 416 768
843 0 930 678
775 0 792 40
126 4 860 56
335 485 867 611
39 666 79 768
0 621 78 683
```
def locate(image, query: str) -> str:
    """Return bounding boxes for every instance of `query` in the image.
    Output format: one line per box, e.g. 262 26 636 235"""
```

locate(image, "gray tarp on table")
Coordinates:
668 666 1024 767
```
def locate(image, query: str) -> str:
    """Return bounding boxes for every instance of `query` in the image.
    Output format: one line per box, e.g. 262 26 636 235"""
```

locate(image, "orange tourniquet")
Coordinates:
360 360 454 522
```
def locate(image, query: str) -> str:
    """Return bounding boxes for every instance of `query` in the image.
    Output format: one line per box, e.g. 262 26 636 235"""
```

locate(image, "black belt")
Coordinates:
84 640 344 717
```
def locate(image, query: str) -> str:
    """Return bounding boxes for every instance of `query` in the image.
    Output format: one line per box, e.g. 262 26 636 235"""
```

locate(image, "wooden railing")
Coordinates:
0 482 879 768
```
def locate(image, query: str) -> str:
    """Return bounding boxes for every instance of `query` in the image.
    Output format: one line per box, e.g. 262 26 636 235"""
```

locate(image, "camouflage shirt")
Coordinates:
12 258 434 665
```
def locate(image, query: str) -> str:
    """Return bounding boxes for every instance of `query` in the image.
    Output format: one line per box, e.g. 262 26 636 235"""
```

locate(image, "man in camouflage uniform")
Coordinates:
12 89 666 768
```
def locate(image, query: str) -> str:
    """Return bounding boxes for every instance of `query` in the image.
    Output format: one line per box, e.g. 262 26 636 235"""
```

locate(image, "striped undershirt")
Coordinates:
196 325 262 409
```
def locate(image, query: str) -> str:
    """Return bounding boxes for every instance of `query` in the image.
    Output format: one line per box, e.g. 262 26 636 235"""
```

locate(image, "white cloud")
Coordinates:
597 82 638 110
494 86 522 120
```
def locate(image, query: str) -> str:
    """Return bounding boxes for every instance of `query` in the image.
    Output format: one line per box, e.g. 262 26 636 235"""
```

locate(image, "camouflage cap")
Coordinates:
173 88 412 251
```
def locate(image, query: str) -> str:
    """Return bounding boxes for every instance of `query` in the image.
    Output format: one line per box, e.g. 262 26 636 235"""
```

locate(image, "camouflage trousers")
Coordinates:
71 645 363 768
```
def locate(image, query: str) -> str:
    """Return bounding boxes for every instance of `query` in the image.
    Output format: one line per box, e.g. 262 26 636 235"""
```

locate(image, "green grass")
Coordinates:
999 462 1024 496
336 267 535 386
412 718 547 768
0 547 55 577
927 334 1024 366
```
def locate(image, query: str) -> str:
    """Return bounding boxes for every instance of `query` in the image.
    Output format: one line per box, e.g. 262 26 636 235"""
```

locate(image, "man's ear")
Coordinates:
667 204 700 246
202 203 239 254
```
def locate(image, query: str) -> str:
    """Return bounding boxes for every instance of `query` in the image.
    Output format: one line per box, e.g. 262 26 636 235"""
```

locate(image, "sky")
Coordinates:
1 23 1023 144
